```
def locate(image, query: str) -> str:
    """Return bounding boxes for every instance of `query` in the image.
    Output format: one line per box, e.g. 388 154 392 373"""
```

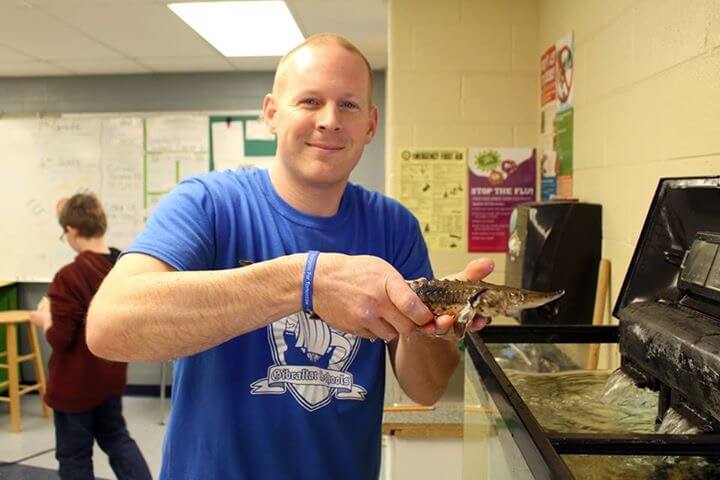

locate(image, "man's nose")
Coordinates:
317 105 341 132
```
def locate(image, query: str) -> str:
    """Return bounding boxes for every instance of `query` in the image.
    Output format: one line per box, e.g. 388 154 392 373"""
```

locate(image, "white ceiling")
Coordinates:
0 0 388 77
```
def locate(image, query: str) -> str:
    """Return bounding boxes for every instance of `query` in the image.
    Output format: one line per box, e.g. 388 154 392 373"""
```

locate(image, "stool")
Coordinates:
0 310 51 432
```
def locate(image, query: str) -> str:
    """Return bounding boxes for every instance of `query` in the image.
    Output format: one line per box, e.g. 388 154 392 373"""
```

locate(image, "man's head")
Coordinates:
58 193 107 243
263 34 378 191
272 34 374 106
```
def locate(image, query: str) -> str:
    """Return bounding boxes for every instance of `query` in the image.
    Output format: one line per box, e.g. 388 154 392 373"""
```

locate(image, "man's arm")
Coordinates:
87 252 305 361
87 252 432 362
388 258 495 406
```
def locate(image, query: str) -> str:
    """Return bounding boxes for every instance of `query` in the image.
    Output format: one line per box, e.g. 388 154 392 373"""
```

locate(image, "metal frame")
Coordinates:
476 324 619 344
465 325 720 479
466 331 575 480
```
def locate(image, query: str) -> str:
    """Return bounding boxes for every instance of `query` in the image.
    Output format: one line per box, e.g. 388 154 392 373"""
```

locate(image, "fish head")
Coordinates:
470 286 564 316
501 287 565 315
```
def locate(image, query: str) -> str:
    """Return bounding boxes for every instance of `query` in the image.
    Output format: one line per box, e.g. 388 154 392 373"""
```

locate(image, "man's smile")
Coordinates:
306 142 344 151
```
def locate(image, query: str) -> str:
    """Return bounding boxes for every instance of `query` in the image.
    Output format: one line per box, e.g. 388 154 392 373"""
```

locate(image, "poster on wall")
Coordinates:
468 148 536 252
398 148 467 251
555 32 575 197
540 45 558 200
540 32 575 200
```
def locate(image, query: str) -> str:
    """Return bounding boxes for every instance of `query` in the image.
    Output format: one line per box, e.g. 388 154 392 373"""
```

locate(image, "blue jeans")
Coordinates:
53 397 152 480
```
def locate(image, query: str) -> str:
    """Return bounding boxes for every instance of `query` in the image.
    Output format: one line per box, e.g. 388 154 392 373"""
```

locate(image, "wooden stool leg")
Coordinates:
28 323 50 418
7 323 21 433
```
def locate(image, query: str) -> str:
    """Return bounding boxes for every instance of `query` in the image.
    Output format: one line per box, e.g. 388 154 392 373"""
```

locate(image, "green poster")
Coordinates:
556 108 573 175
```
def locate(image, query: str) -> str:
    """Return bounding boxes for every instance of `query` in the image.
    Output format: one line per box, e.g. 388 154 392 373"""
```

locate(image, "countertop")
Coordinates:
381 401 463 438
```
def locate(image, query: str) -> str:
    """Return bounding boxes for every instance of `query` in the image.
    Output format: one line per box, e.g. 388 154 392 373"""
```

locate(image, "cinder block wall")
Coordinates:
539 0 720 366
386 0 540 281
387 0 719 372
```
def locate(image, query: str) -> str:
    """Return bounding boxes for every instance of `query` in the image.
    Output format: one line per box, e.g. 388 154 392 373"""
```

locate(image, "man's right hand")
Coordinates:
311 253 433 341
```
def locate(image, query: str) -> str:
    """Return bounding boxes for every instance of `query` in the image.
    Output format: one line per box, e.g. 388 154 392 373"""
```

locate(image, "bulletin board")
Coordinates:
209 115 277 172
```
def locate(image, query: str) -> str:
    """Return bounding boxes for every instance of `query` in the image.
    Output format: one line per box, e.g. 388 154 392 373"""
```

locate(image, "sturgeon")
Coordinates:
409 278 565 338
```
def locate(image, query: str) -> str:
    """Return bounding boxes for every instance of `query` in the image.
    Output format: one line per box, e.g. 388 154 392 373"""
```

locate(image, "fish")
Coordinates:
408 278 565 338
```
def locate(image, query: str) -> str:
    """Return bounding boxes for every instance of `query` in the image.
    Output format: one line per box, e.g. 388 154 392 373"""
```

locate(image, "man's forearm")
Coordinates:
87 254 305 362
390 334 460 406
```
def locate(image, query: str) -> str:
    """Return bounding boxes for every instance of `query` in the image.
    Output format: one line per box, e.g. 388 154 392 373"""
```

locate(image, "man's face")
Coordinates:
263 43 378 189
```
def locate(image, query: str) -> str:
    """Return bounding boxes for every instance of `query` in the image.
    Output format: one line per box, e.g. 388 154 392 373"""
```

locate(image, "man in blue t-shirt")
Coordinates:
88 33 493 479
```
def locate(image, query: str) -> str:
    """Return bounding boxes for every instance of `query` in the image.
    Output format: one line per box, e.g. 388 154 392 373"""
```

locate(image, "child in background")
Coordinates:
30 193 151 480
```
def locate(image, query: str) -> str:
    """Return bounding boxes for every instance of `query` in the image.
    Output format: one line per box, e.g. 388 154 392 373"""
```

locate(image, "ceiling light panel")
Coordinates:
168 1 304 57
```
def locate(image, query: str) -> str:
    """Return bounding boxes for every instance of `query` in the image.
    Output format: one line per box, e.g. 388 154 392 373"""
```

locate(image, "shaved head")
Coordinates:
272 34 374 106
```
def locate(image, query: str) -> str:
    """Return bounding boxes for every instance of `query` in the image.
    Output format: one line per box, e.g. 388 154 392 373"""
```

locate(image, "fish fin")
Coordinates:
454 303 478 338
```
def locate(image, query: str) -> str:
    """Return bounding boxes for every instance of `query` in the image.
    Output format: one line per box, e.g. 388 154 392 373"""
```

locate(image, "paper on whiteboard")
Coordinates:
146 115 208 153
146 193 165 217
101 118 144 250
246 119 275 140
211 121 245 171
178 153 209 181
146 153 177 192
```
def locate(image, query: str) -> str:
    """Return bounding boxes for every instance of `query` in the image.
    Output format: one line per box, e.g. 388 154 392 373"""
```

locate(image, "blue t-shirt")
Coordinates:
128 168 432 480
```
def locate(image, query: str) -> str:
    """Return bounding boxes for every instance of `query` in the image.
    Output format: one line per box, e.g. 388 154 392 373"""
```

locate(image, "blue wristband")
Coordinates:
302 251 320 314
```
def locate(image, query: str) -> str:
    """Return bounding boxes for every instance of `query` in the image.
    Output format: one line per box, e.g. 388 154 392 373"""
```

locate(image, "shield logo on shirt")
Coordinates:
250 311 368 411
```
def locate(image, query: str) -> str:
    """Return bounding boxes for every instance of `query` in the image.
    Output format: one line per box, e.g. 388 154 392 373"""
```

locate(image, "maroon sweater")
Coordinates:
45 248 127 412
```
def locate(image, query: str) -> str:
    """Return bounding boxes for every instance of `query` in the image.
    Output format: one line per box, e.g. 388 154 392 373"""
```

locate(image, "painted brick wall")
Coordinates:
539 0 720 367
386 0 539 280
540 1 720 308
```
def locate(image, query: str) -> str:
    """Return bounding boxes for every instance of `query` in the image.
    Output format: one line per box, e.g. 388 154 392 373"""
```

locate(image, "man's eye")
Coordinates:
341 101 359 110
301 98 320 106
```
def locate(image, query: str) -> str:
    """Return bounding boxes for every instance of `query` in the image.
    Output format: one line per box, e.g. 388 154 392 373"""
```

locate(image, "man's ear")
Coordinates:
364 105 379 144
262 93 278 134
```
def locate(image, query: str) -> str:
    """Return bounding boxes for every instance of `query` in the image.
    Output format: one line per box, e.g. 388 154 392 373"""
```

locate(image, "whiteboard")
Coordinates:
0 117 145 282
0 111 274 282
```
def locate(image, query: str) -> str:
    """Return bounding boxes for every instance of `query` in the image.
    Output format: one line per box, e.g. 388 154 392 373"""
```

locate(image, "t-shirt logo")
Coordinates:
250 312 368 411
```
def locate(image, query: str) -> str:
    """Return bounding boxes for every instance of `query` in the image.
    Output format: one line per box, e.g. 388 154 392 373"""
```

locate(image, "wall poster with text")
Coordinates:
540 32 575 200
468 147 536 252
398 148 467 251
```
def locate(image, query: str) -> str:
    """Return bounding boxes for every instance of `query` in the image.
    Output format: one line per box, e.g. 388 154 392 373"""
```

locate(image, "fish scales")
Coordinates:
410 279 482 317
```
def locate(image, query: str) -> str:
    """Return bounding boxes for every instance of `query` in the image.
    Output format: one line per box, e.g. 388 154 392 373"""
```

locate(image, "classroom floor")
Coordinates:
0 395 167 480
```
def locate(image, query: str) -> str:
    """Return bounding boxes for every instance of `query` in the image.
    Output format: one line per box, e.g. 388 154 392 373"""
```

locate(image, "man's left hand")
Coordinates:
416 257 495 341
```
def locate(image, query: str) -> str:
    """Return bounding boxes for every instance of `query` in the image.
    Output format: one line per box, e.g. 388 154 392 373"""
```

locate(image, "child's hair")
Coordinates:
57 193 107 238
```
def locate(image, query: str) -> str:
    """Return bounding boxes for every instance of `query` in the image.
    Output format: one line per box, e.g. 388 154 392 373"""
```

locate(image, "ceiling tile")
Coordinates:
38 3 223 57
0 61 71 77
56 58 153 75
226 57 283 71
0 0 388 77
0 44 35 62
0 4 123 59
138 56 235 73
288 0 387 39
27 1 159 4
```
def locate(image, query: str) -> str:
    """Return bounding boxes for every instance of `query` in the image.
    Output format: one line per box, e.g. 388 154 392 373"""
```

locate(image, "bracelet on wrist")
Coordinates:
302 250 320 315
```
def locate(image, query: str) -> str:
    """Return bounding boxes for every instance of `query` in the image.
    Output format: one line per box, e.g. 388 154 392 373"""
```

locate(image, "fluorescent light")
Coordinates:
168 1 305 57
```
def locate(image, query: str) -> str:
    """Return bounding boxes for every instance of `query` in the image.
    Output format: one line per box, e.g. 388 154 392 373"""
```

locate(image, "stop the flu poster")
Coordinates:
468 148 536 252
